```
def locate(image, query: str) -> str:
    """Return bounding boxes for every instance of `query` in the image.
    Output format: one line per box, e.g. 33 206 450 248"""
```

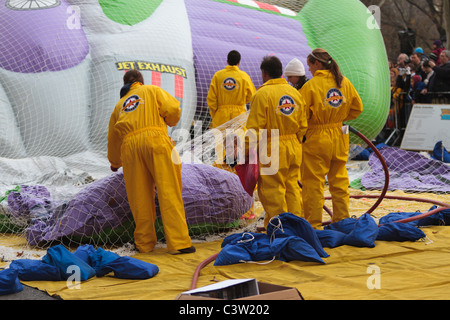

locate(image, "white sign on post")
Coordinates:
400 104 450 151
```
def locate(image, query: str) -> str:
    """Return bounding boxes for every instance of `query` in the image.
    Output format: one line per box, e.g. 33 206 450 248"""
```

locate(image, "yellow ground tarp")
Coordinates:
17 225 450 300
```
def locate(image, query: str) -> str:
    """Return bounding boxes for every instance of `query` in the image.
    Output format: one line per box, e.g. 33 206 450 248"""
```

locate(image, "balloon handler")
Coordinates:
107 69 195 255
300 49 363 229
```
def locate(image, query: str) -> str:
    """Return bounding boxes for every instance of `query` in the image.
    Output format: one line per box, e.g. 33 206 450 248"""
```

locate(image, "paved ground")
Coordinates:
0 285 59 300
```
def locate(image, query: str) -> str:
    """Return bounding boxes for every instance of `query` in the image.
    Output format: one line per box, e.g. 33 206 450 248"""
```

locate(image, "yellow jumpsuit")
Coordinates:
246 78 308 228
300 70 363 229
207 65 256 128
107 82 192 253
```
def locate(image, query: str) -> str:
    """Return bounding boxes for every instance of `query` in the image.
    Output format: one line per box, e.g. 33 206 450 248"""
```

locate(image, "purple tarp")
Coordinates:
8 163 253 245
361 147 450 193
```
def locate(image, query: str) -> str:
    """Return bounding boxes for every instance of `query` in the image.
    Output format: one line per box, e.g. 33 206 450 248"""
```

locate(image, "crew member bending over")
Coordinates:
107 70 194 254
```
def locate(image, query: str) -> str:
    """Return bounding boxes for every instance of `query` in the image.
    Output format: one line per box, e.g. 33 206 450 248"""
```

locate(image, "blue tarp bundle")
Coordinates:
379 206 450 227
0 244 159 295
319 213 379 248
0 268 23 296
432 141 450 163
214 211 435 266
377 223 426 242
215 213 328 266
319 212 428 247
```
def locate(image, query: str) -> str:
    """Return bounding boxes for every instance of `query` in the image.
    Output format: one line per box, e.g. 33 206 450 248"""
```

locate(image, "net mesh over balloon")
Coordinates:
0 0 448 258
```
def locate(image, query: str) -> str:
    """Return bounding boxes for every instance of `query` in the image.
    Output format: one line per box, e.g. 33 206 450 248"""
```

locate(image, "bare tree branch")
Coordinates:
392 0 409 29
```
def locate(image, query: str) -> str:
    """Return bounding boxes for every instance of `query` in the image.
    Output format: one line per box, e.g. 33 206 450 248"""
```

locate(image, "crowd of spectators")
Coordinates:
388 40 450 128
377 40 449 145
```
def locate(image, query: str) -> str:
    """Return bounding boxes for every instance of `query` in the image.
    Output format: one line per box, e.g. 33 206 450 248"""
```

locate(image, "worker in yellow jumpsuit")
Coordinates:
246 55 308 228
300 48 363 229
207 50 257 221
107 69 194 254
207 50 256 129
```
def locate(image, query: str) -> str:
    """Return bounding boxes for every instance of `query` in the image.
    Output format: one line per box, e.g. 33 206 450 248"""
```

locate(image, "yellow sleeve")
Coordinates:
157 87 181 127
206 74 219 118
296 94 308 142
246 92 267 132
245 92 266 156
107 106 123 168
299 84 313 121
343 82 364 122
245 75 256 104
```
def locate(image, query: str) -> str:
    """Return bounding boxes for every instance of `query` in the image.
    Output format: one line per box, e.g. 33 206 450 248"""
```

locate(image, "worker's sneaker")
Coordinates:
169 246 196 255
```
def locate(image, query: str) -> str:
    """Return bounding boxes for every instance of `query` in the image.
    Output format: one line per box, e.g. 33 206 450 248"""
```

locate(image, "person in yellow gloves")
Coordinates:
246 55 308 228
300 48 363 229
207 50 256 129
107 69 195 255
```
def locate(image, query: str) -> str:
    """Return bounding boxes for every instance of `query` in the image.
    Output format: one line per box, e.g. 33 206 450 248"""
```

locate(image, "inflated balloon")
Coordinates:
0 0 389 159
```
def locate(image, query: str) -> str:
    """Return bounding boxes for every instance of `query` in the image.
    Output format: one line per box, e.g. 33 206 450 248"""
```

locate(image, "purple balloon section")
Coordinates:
0 0 89 73
185 0 311 112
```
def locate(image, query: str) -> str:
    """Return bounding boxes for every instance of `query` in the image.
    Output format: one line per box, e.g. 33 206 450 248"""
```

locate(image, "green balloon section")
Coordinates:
299 0 390 143
99 0 163 25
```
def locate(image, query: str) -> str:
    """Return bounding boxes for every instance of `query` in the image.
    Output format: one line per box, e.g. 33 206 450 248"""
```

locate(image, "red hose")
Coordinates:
383 206 450 225
348 126 390 215
190 253 219 290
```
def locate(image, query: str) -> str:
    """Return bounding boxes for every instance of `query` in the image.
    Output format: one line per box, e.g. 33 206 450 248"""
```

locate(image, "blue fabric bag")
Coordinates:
42 244 96 281
342 213 379 247
379 212 420 226
380 207 450 227
325 216 358 233
417 206 450 226
377 223 426 242
73 244 96 265
0 268 23 295
9 259 62 281
215 233 274 266
266 213 329 258
95 256 159 279
325 214 378 247
215 230 326 266
214 242 255 266
271 236 325 264
315 229 347 248
220 232 269 248
89 247 121 272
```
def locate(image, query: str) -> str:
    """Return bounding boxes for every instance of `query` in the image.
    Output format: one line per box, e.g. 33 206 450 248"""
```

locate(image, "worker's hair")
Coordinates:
227 50 241 66
123 69 144 85
307 48 343 88
260 55 283 79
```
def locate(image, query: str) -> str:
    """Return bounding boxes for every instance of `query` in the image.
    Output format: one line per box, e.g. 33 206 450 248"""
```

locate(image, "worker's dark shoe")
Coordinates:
169 246 196 255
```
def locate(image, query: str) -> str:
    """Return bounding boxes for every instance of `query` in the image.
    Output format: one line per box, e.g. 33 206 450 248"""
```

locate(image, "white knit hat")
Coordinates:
284 58 305 76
